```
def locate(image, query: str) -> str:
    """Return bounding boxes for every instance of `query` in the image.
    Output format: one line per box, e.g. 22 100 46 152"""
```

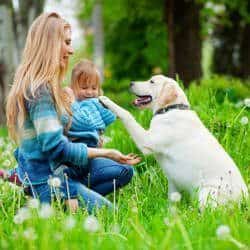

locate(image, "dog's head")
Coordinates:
130 75 189 112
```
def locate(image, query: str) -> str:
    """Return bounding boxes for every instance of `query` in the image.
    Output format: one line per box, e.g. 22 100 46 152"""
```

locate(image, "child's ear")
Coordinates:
158 83 178 107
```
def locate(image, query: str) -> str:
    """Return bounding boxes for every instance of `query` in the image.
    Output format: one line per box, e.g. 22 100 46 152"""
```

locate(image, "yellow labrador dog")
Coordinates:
99 75 248 208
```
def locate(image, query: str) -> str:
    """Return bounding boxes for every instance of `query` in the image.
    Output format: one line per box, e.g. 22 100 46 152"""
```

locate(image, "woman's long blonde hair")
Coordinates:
6 12 72 142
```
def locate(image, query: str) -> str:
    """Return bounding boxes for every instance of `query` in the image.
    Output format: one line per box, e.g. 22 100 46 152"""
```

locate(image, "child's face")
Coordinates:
76 82 99 100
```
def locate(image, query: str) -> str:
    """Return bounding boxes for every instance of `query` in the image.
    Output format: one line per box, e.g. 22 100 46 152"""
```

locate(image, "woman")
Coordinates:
6 12 139 212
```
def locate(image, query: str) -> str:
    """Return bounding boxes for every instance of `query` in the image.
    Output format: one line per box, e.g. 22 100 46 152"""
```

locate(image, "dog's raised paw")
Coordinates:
99 96 112 108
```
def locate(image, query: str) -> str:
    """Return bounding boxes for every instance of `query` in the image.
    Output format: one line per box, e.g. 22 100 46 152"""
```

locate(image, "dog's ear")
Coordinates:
158 83 178 107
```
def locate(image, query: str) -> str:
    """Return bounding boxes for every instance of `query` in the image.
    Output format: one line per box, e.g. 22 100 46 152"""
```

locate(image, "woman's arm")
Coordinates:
87 148 141 165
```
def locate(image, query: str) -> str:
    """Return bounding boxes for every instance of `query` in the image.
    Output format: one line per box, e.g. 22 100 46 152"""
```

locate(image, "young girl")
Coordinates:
64 59 116 149
4 12 139 212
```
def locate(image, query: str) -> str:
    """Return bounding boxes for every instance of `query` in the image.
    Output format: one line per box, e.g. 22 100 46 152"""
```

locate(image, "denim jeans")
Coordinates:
31 158 134 213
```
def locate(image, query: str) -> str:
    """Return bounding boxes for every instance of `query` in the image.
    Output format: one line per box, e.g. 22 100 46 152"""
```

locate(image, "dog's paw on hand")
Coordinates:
99 96 112 108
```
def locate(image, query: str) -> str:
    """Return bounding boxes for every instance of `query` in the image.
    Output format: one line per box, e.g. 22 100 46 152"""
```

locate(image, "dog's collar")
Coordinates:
154 104 190 116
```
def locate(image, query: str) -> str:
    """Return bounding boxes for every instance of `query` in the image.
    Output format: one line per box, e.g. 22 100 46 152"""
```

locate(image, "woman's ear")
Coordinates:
158 83 178 107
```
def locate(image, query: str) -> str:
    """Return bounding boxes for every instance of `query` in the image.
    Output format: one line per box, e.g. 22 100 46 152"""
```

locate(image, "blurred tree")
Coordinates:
202 0 250 78
92 0 104 79
80 0 204 86
165 0 202 85
0 0 44 124
79 0 168 81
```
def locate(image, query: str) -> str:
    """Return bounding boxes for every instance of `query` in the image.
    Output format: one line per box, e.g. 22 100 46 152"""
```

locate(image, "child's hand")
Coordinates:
63 87 75 104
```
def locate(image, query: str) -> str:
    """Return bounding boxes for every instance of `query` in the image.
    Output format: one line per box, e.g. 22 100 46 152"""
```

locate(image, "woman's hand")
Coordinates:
87 148 141 165
107 149 141 165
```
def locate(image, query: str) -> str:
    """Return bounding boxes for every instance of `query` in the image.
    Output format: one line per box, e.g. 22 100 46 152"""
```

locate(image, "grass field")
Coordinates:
0 76 249 250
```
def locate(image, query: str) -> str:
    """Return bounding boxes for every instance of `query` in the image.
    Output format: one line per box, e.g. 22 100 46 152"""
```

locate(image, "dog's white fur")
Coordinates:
99 75 248 208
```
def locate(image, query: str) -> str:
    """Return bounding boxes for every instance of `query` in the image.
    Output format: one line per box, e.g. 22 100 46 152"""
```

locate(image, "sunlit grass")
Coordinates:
0 78 249 250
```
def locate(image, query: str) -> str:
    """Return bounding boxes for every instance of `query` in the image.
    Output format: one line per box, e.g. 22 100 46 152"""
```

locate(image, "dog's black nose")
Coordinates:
130 82 134 87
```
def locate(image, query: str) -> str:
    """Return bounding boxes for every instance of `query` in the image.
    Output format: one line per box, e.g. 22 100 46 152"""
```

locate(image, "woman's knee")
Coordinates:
117 164 134 186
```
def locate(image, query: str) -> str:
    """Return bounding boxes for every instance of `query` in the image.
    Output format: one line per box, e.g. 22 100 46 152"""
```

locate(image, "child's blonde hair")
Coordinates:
6 12 72 142
70 59 103 96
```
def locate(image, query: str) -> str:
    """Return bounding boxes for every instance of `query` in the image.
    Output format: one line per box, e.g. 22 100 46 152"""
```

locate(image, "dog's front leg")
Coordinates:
99 96 153 155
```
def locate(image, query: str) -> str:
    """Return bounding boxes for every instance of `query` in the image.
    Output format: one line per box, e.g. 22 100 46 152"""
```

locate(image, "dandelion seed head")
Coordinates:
13 214 24 224
235 101 244 108
170 192 182 203
64 216 76 230
48 177 61 188
27 198 40 209
38 204 54 219
13 207 31 224
244 98 250 107
83 215 100 233
240 116 248 125
23 228 37 240
216 225 231 240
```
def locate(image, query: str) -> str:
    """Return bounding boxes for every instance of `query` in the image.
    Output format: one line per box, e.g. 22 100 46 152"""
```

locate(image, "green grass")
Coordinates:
0 76 250 250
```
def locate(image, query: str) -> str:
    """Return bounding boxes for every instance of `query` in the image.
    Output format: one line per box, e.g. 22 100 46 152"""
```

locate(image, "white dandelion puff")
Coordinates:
83 215 100 233
13 207 31 224
48 177 61 188
64 216 76 230
170 192 182 203
13 214 24 224
38 204 54 219
27 198 40 209
216 225 231 240
244 98 250 107
235 101 244 108
23 228 37 240
240 116 248 125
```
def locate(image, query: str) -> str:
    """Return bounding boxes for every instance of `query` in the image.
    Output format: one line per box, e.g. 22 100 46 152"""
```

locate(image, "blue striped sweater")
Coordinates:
65 98 116 147
15 86 116 185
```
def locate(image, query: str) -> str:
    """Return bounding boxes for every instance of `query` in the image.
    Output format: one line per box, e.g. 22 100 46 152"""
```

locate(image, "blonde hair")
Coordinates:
70 59 103 97
6 12 72 142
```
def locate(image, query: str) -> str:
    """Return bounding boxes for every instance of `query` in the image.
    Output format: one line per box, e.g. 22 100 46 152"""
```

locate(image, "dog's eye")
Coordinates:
150 80 154 84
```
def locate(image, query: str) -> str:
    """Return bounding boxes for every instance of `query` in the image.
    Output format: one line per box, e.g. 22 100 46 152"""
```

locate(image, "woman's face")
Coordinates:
60 28 74 69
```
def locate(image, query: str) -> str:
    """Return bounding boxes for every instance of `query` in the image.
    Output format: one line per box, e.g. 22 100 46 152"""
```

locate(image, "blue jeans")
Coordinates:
31 158 134 213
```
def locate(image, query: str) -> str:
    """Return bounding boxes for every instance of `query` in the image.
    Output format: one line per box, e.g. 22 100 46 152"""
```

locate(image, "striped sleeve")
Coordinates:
28 87 88 167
